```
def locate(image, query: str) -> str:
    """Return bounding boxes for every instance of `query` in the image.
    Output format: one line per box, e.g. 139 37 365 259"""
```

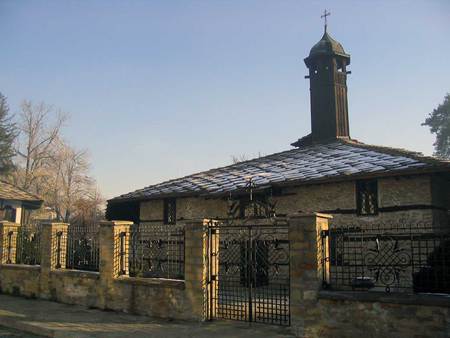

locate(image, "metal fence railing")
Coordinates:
64 225 100 272
16 224 42 266
124 223 185 279
322 223 450 294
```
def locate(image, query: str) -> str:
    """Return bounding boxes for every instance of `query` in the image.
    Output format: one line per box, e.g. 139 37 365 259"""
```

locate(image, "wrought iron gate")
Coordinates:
207 223 290 326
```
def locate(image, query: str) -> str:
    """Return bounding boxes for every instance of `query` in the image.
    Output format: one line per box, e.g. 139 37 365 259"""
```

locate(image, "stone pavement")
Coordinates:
0 326 42 338
0 294 294 338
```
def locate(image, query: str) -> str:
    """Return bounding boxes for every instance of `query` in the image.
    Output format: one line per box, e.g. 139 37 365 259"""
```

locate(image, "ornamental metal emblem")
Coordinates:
363 235 411 292
225 174 277 225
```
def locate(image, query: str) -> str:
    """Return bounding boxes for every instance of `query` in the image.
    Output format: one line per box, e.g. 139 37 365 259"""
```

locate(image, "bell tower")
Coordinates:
303 11 351 143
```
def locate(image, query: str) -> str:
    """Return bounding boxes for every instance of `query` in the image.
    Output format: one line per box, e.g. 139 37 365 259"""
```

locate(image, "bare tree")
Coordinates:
231 154 250 164
46 139 93 222
12 99 103 224
15 100 67 192
71 187 105 227
231 152 264 164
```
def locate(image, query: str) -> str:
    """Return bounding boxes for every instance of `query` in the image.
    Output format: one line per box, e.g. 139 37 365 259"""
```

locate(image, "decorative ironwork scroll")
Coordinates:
225 175 277 224
208 223 290 326
324 223 450 294
363 235 411 292
129 223 185 279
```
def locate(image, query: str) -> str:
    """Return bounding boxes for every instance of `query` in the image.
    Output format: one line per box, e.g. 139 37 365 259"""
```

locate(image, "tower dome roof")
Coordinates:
308 31 349 58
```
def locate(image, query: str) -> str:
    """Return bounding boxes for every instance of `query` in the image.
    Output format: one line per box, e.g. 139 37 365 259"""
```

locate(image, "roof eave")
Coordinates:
0 198 44 210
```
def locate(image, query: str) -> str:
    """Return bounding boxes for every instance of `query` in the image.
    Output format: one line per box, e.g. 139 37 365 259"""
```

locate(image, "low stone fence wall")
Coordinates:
0 220 208 321
313 291 450 338
288 214 450 338
0 264 41 297
0 218 449 337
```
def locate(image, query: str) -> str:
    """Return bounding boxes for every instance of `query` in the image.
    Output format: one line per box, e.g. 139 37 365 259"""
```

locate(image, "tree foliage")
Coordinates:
423 93 450 159
0 93 17 175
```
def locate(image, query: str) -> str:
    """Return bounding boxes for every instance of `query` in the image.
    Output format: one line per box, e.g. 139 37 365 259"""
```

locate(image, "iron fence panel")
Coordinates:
322 223 450 293
208 223 290 326
65 225 100 272
16 224 42 266
128 223 185 279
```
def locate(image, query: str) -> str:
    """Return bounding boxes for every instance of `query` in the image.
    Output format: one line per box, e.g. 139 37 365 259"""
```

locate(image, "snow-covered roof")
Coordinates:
109 139 450 203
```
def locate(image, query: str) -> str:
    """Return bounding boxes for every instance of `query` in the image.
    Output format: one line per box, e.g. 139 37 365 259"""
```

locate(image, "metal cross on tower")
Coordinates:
321 9 331 33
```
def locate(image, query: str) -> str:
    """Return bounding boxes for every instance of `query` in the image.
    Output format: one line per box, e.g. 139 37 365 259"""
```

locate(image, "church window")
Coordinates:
163 198 176 224
356 180 378 216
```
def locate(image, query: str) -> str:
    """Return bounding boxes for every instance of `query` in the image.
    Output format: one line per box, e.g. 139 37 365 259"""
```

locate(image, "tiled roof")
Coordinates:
0 180 43 204
110 139 450 202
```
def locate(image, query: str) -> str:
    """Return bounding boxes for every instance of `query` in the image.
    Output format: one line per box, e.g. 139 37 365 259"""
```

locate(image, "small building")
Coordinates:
0 180 43 224
106 29 450 227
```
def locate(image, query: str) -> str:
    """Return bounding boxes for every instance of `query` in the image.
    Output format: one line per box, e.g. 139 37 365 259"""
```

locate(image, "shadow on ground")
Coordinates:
0 295 293 338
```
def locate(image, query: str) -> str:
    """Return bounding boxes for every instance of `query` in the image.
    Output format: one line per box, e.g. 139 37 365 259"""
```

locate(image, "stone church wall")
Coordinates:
139 174 447 227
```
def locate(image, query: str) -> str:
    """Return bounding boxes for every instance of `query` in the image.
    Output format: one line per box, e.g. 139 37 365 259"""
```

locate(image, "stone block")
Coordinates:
303 290 318 301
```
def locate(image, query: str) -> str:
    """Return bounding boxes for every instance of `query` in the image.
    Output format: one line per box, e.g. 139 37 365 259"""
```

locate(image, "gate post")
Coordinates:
0 221 20 264
98 220 133 309
288 213 331 336
184 219 214 321
39 222 69 299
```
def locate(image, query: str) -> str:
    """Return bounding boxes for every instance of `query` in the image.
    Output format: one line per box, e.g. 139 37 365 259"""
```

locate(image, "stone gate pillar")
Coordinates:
184 219 213 321
0 221 20 264
39 222 69 299
288 213 331 337
98 220 133 309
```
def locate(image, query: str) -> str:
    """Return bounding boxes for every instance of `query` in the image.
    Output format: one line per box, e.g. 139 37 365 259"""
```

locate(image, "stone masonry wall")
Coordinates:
0 216 449 337
288 213 450 338
0 220 209 322
0 265 193 319
139 174 447 226
307 297 450 338
49 270 99 307
140 197 228 222
0 265 41 298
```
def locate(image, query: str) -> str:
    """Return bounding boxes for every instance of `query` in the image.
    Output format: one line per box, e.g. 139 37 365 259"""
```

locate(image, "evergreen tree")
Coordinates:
0 93 16 175
423 93 450 159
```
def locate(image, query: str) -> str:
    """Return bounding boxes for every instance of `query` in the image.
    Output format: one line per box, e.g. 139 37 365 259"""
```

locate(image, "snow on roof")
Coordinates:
110 139 450 202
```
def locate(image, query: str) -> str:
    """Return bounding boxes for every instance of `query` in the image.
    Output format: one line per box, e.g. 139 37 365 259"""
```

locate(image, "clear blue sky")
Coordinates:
1 1 449 199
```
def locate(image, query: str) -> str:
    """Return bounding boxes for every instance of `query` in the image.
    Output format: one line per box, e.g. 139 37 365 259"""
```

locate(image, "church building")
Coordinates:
106 27 450 228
